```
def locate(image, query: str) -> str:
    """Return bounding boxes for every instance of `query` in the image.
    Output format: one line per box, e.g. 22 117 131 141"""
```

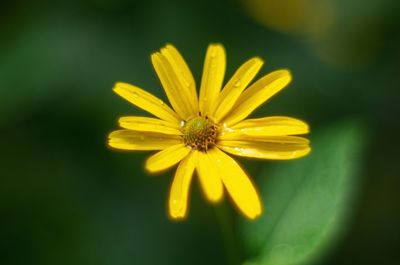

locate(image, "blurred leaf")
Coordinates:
240 120 365 265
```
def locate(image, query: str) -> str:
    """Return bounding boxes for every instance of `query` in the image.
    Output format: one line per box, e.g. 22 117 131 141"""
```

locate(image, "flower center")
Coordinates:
182 116 218 151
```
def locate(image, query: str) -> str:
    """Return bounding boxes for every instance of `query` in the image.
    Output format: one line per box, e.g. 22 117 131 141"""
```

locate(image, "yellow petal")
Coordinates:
199 44 226 116
217 136 311 160
212 148 262 219
222 70 292 126
160 44 198 117
220 116 309 139
151 53 192 119
211 57 264 122
151 50 198 120
108 130 181 151
195 150 224 203
220 134 310 143
119 116 182 135
113 82 179 124
145 144 191 173
169 152 196 219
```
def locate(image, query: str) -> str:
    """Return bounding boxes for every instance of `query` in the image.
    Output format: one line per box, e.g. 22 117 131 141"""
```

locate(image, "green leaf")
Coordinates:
240 120 365 265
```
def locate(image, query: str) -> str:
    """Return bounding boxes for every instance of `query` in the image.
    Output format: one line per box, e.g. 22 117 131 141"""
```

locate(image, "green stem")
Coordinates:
214 203 242 265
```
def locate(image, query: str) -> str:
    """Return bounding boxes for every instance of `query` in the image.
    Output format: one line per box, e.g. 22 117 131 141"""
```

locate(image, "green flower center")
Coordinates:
182 116 218 151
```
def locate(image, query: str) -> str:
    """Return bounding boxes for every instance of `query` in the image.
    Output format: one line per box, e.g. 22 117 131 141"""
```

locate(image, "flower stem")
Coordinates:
214 202 242 265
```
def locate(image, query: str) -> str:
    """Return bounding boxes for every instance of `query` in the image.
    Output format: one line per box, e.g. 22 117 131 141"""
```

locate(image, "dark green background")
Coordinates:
1 0 399 264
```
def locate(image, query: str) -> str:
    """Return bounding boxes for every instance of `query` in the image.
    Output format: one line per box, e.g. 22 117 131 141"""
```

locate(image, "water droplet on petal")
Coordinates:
181 77 190 87
222 123 234 132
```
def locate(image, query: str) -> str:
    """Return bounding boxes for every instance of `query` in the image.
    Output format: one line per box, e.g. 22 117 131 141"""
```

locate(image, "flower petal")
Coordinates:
211 57 264 122
113 82 179 124
160 44 198 116
195 150 224 203
217 136 311 160
169 152 196 219
211 148 262 219
199 44 226 116
220 116 309 138
145 144 191 173
119 116 182 135
222 70 292 126
108 130 181 151
151 50 197 120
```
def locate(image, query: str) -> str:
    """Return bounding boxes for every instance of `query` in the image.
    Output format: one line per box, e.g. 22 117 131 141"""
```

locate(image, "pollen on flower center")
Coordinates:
182 116 218 151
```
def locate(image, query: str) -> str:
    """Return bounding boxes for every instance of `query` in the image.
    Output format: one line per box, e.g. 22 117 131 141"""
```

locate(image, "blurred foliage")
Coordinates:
242 0 397 68
241 121 364 265
1 0 399 265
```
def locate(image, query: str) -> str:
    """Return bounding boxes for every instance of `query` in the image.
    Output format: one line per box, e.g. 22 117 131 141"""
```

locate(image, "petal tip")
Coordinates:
150 52 161 62
168 209 187 220
303 122 311 134
161 44 175 53
305 146 312 155
207 193 224 204
282 69 293 81
144 163 157 174
245 204 263 220
247 211 262 220
208 43 226 53
112 82 124 92
253 56 264 65
293 146 312 159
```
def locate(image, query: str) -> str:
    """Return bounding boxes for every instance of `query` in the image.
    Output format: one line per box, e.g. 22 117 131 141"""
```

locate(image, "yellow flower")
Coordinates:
108 44 310 220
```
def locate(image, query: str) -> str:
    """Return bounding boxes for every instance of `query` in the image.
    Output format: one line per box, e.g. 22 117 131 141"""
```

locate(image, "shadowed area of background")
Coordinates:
1 0 399 264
